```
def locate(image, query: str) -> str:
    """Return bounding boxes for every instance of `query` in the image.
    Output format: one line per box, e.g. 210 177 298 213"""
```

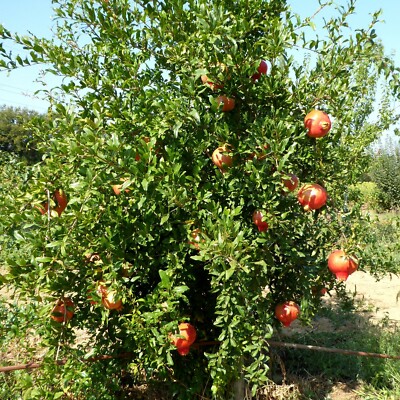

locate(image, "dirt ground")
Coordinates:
345 271 400 323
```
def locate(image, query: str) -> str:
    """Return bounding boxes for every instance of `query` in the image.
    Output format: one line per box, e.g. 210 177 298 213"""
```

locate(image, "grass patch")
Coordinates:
270 290 400 399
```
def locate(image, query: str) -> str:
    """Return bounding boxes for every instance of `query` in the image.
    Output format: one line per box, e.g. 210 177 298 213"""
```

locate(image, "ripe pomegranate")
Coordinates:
201 63 229 90
93 282 123 310
36 202 49 215
328 250 358 281
102 290 123 311
188 228 202 250
252 210 268 232
304 109 331 138
216 96 235 112
54 189 68 216
112 178 130 195
212 145 233 172
311 286 328 296
275 301 300 327
201 74 224 90
247 144 270 161
88 281 107 305
282 173 299 192
251 60 268 81
297 183 327 211
51 298 74 323
36 189 68 216
170 322 197 356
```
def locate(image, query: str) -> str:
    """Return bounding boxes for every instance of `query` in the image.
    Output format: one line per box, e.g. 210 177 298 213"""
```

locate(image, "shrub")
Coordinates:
369 143 400 210
349 182 380 210
0 0 400 398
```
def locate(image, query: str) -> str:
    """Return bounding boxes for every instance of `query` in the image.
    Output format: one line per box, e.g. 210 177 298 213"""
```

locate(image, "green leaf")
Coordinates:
173 285 189 294
160 214 169 225
159 270 170 289
225 267 235 281
35 257 53 263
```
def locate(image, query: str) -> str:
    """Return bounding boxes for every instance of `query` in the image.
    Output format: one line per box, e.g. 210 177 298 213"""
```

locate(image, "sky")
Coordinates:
0 0 400 115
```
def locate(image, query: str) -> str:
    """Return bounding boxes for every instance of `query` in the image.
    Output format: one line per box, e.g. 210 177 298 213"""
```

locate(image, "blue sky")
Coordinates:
0 0 400 114
0 1 53 112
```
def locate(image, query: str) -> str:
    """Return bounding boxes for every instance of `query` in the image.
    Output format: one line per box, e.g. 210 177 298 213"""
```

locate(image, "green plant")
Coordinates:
349 182 380 210
276 303 400 400
369 140 400 210
0 0 400 398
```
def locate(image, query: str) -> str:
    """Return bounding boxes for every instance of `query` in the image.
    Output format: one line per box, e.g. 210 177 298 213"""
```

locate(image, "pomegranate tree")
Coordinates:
1 0 398 398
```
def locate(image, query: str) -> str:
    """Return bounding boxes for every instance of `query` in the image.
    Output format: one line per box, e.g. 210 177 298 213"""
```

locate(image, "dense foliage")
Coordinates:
369 140 400 210
0 106 43 162
1 0 400 398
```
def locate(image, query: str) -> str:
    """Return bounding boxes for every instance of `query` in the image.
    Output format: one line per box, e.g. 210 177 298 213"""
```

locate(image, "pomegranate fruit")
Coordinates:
328 250 358 281
102 290 123 311
304 109 331 138
282 173 299 192
212 145 233 172
112 178 130 195
275 301 300 327
54 189 68 216
170 322 197 356
216 96 235 112
251 60 268 81
297 183 327 211
201 74 224 90
37 189 68 217
36 202 49 215
311 286 328 296
189 228 202 250
252 210 268 232
51 298 74 323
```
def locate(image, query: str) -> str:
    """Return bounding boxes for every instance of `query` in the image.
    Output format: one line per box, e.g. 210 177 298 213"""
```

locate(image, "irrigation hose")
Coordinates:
2 341 400 373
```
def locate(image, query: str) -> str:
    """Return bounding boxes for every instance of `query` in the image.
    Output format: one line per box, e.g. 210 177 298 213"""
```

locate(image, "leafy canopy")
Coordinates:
0 0 400 398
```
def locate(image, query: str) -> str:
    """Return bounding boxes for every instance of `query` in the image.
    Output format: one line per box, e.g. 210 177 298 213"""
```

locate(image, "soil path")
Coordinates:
344 270 400 323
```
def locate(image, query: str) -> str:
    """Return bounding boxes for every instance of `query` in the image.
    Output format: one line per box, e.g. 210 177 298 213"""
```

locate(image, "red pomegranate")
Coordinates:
188 228 202 250
201 74 224 90
251 60 268 81
51 298 74 323
282 173 299 192
311 286 328 296
216 96 235 112
275 301 300 327
170 322 197 356
304 109 331 138
252 210 268 232
297 183 327 211
54 189 68 216
212 145 233 172
328 250 358 281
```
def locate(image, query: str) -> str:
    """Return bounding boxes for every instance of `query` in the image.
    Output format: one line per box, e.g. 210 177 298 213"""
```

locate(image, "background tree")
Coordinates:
0 105 43 162
368 138 400 210
0 0 400 398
